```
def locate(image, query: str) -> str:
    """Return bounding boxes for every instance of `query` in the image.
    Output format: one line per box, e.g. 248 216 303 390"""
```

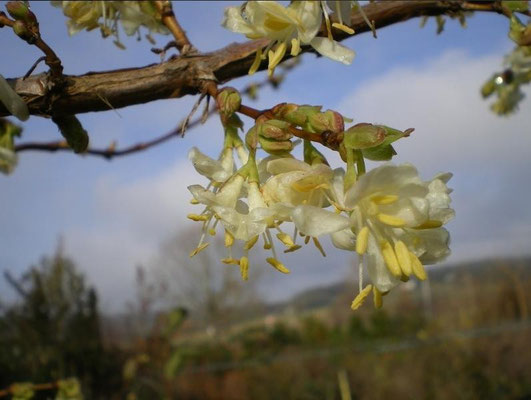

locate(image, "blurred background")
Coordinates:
1 1 530 399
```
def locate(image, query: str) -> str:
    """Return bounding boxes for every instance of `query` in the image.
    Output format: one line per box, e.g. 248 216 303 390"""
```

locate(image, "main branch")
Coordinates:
0 1 506 118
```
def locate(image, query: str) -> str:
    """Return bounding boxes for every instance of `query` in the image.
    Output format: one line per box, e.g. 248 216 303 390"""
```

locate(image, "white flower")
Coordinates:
261 158 333 207
295 163 454 297
346 164 454 293
222 1 354 75
188 147 233 184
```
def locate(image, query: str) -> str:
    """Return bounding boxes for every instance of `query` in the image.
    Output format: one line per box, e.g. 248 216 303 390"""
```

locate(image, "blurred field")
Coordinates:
1 249 530 399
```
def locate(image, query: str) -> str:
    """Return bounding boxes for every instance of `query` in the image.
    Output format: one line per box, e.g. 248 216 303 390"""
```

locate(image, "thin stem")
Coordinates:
153 1 194 53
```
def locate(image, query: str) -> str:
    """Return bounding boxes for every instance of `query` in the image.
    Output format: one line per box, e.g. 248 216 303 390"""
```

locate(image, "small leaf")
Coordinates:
362 144 396 161
51 114 89 153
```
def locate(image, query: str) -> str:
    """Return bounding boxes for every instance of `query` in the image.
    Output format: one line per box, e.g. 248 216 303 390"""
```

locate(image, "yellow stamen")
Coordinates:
276 232 295 248
370 194 398 205
284 245 302 253
373 286 383 309
377 213 406 227
351 284 373 310
224 230 234 247
332 22 355 35
356 226 369 255
313 237 326 257
209 228 216 236
240 257 249 281
244 235 259 250
268 42 287 76
189 198 199 205
290 38 300 56
248 47 262 75
322 2 333 40
414 220 443 229
189 242 209 257
187 213 208 222
381 241 402 277
394 240 412 276
221 258 240 265
410 251 427 281
266 257 290 274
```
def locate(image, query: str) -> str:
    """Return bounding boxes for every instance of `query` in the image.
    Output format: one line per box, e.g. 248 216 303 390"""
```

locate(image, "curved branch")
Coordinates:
0 1 505 118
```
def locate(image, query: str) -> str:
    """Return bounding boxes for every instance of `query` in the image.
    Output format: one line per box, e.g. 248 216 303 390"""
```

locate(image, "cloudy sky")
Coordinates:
1 2 530 311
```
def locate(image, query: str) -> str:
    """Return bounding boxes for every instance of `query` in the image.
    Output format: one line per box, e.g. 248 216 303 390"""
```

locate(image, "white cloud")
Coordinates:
338 48 531 263
64 158 201 309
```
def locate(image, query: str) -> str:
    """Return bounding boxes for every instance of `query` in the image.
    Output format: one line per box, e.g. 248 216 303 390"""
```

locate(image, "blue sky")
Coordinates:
1 2 530 310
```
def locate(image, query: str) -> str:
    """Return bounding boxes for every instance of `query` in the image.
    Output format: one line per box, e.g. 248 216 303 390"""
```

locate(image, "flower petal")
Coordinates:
292 205 351 236
310 37 355 65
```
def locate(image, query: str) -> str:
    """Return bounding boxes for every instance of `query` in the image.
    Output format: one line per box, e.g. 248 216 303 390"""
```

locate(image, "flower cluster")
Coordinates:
51 1 169 48
187 89 454 311
222 1 358 76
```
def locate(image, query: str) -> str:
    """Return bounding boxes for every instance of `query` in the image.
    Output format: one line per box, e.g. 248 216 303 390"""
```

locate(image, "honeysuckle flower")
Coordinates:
222 1 354 75
261 158 333 207
295 163 454 309
52 1 167 47
188 147 233 184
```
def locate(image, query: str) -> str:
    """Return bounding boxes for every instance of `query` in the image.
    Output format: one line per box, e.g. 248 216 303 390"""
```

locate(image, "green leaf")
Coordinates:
362 144 397 161
0 118 22 174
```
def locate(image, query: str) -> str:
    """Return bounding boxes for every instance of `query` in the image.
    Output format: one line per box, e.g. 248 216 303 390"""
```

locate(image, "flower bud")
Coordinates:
216 87 241 117
256 119 292 141
12 20 34 43
308 110 344 134
481 76 496 98
245 125 258 151
343 123 386 150
258 136 293 155
272 103 321 127
52 114 89 153
6 1 37 24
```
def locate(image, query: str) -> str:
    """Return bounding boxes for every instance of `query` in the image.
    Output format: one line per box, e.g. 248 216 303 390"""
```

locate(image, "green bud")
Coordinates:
272 103 321 127
508 15 531 45
57 378 82 399
257 119 292 141
259 135 293 155
9 383 34 400
343 123 386 150
52 114 89 153
362 144 396 161
217 87 241 117
481 76 497 98
303 140 328 165
6 1 36 24
245 125 258 151
12 20 34 43
308 110 344 134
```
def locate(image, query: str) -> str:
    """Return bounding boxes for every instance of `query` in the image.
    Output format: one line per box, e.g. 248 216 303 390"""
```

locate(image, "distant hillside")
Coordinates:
267 257 531 314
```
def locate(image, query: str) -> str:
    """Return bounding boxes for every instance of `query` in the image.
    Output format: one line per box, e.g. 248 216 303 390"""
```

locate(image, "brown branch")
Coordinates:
153 0 194 53
0 6 64 81
14 108 212 159
0 1 506 118
13 71 296 158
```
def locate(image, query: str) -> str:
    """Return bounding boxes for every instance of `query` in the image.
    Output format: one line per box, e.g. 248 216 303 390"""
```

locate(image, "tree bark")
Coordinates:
0 1 504 118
